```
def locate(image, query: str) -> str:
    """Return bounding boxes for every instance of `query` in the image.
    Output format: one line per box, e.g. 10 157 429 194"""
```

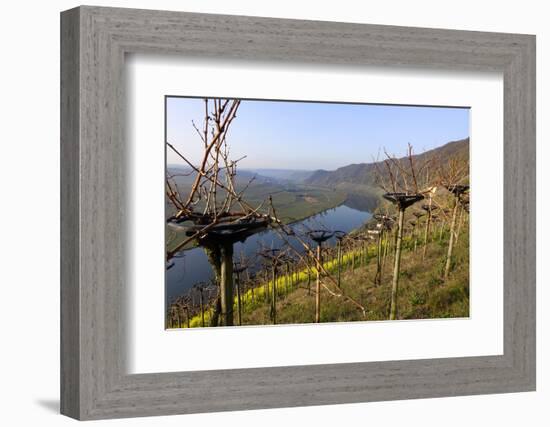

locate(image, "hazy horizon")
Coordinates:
166 97 469 170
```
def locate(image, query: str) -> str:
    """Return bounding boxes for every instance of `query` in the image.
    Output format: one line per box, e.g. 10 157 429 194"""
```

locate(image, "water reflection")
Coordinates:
165 203 372 306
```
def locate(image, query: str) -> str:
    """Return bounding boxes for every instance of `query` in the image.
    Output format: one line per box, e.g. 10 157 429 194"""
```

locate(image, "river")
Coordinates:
166 203 372 306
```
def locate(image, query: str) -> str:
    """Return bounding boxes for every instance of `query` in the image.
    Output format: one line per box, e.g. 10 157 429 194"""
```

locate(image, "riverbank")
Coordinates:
166 185 347 255
165 203 372 309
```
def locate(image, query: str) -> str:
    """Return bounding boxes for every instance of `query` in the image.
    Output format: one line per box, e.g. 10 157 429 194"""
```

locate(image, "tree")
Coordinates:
374 144 434 320
166 98 271 326
437 156 469 282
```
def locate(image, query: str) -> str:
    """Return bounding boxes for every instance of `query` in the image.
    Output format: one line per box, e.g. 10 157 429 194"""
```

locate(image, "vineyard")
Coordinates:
165 98 470 328
167 191 469 328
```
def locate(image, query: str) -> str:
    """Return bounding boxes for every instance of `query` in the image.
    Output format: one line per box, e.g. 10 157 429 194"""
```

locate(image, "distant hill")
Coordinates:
246 169 314 183
166 138 469 214
166 165 276 185
305 138 469 190
167 166 315 185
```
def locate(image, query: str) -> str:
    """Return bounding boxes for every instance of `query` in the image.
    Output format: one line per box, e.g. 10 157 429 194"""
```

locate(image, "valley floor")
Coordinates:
166 184 347 254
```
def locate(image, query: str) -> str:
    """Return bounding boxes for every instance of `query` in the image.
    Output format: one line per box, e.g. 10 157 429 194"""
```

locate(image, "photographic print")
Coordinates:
165 97 470 328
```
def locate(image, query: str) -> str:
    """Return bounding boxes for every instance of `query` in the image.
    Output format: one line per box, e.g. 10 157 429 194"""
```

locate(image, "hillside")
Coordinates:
166 165 276 185
241 227 469 324
305 138 469 191
245 168 314 183
173 215 470 328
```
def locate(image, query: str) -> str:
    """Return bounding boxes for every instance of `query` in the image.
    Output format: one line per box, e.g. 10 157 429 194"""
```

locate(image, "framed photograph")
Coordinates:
61 6 535 420
164 97 470 329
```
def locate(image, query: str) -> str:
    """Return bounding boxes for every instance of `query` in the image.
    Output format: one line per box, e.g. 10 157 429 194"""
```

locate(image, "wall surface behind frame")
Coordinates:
0 0 546 426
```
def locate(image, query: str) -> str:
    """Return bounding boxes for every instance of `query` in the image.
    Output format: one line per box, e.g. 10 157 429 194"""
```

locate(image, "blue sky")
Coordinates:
166 97 469 171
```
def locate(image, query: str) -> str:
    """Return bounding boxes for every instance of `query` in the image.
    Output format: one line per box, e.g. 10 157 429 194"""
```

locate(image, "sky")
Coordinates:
166 97 469 171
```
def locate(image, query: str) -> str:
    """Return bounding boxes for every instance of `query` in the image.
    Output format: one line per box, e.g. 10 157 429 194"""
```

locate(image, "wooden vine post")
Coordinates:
443 184 469 281
409 221 417 252
455 196 469 244
355 235 369 266
455 197 470 244
219 243 234 326
307 230 334 323
412 211 424 252
248 272 256 304
381 217 394 272
421 189 438 260
334 231 347 288
375 229 383 284
184 303 190 328
259 248 286 325
372 214 393 285
439 208 450 241
233 261 247 326
383 193 424 320
430 214 439 241
194 282 207 327
371 226 383 285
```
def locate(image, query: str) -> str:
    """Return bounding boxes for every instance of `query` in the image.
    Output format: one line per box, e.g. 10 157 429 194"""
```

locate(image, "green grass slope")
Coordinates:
174 221 469 328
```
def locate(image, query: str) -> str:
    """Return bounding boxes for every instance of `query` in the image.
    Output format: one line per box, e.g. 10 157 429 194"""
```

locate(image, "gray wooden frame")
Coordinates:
60 5 536 420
